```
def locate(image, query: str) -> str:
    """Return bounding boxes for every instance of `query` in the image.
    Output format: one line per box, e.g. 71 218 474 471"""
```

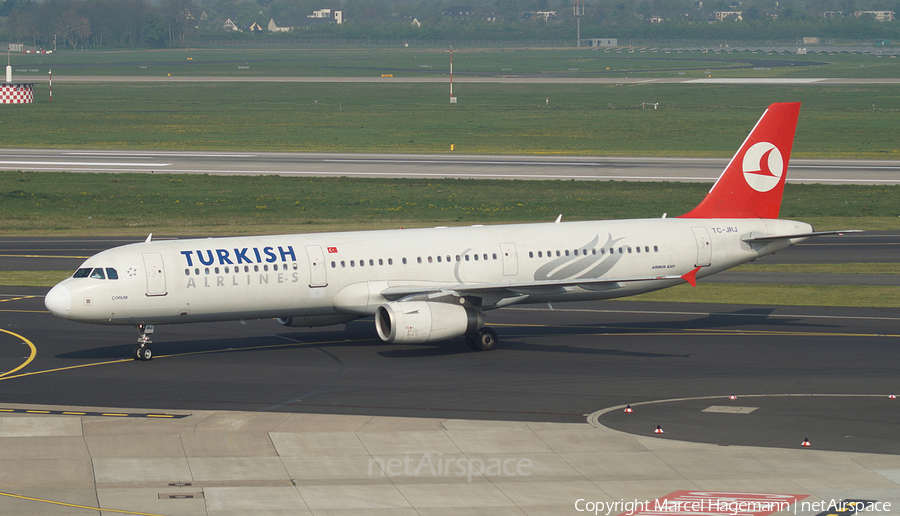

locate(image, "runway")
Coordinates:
1 292 899 454
2 148 899 184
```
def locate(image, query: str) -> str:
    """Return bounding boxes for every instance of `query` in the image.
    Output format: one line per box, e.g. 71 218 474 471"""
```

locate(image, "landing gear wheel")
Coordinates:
134 345 153 361
475 328 498 351
134 323 155 361
465 334 478 350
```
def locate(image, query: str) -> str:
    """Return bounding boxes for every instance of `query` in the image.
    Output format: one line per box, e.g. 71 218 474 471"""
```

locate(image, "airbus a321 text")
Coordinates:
45 103 856 360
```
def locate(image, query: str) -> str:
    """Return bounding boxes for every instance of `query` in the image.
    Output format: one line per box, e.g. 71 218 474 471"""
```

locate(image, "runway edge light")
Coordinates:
890 393 896 399
624 405 633 413
654 425 664 434
802 438 811 447
729 394 737 400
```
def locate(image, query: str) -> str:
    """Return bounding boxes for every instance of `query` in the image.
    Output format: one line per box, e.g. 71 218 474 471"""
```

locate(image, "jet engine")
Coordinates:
374 300 483 344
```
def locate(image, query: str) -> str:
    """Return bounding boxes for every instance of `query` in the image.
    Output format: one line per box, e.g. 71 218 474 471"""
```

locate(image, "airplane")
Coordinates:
44 102 856 360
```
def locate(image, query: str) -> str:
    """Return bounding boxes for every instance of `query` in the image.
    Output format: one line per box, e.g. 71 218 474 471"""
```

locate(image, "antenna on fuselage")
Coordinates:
145 233 153 243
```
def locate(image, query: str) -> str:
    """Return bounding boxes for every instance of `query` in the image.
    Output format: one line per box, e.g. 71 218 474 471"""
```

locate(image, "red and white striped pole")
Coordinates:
48 69 52 102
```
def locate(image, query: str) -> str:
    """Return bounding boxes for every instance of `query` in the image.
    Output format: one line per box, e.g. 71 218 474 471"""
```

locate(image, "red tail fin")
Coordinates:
680 102 800 219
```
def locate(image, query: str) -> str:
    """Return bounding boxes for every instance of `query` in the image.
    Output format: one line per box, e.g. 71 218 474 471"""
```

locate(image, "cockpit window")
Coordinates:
73 268 92 278
90 268 106 280
106 268 119 280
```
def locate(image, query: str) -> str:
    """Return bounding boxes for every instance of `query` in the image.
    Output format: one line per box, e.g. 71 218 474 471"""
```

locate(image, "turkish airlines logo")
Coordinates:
742 142 784 192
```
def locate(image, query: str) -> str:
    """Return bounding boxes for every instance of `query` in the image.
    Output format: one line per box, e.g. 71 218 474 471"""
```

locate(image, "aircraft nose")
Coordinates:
45 284 72 318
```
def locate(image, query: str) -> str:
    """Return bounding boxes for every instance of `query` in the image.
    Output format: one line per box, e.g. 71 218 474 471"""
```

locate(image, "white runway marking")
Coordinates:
0 161 172 167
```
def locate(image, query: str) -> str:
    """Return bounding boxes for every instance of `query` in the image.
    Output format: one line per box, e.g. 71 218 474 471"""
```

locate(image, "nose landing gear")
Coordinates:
134 323 154 361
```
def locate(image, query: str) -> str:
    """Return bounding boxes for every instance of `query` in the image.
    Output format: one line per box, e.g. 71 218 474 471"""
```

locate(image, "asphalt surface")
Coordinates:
0 232 897 455
2 148 900 184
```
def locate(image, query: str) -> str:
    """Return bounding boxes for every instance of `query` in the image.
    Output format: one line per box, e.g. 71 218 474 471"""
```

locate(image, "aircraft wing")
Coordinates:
379 269 697 303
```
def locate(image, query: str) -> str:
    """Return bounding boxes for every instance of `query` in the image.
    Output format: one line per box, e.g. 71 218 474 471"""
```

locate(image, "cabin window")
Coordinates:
565 250 569 256
359 260 364 267
185 269 190 276
592 249 597 255
350 260 355 267
331 262 336 268
555 251 560 257
465 255 470 261
627 248 632 254
636 247 641 253
293 263 298 270
417 257 422 264
253 265 258 272
388 258 393 265
446 255 451 262
264 265 269 271
437 256 442 263
528 252 533 258
428 256 433 263
224 266 230 273
215 267 220 274
456 255 460 262
378 259 383 266
402 258 407 265
73 268 92 278
537 251 542 258
645 246 650 253
474 254 479 261
341 261 346 268
369 259 374 266
492 253 498 260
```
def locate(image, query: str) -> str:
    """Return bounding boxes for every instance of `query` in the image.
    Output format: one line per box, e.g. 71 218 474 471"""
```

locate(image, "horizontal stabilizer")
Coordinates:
741 230 863 243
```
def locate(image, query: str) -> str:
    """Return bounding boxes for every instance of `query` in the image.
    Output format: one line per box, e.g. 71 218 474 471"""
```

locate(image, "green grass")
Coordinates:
628 284 900 308
1 172 896 234
11 48 900 79
0 271 71 288
2 82 900 158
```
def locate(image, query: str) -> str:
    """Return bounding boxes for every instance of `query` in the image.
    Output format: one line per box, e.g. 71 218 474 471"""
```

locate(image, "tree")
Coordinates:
144 11 167 47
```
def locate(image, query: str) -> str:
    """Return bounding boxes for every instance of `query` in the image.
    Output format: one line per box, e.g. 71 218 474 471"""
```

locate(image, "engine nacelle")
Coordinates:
277 314 357 327
375 301 483 344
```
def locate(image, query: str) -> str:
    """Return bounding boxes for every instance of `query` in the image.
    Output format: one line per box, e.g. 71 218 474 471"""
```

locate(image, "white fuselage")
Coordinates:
46 217 812 326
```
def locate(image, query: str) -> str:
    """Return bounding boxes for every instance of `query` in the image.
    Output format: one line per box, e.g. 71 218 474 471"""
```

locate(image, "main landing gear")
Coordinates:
465 327 498 351
134 323 154 361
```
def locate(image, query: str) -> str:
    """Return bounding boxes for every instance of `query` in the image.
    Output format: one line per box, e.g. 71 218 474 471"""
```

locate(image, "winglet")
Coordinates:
681 266 701 287
145 233 153 243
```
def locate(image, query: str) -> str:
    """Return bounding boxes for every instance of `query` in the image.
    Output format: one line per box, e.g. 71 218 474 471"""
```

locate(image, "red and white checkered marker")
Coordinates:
654 425 664 434
624 405 633 413
801 438 811 447
0 83 35 104
729 394 737 400
890 393 897 399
